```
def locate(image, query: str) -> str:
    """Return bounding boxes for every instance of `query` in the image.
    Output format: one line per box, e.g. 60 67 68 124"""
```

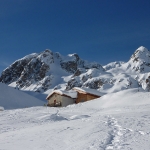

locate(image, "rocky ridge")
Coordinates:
0 49 104 92
0 46 150 94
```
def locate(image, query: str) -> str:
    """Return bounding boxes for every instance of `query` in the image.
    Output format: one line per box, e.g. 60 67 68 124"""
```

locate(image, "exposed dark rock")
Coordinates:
83 79 104 89
0 56 35 84
145 78 150 92
66 78 82 90
61 61 78 73
82 74 92 83
72 68 85 77
84 63 103 70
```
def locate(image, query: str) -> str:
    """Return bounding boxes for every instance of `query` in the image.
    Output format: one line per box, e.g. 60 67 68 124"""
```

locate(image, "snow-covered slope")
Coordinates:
1 89 150 150
83 88 148 109
0 83 44 109
103 61 125 71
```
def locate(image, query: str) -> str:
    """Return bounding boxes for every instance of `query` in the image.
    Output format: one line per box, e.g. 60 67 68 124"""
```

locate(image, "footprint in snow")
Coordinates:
105 116 133 150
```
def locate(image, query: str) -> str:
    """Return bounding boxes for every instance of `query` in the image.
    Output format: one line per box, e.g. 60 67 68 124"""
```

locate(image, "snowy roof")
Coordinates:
73 87 104 97
46 90 77 99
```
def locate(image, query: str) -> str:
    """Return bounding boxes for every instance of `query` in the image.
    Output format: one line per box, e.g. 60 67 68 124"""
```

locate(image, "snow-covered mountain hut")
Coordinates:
46 88 103 107
73 87 102 103
46 90 77 107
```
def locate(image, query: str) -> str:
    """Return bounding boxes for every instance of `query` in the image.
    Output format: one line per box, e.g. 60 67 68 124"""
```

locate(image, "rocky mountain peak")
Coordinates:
37 49 54 65
136 46 148 53
128 46 150 73
67 53 80 62
0 49 104 92
130 46 150 62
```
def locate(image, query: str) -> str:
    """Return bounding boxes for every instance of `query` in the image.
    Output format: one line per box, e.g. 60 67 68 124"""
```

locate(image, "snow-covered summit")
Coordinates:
103 46 150 93
128 46 150 73
0 49 104 93
131 46 149 59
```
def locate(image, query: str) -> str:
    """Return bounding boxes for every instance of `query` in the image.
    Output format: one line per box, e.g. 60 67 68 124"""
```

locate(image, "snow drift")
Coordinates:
83 88 150 109
0 83 44 109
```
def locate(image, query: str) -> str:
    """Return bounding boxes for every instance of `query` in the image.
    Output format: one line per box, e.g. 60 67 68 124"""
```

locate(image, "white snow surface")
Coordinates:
0 83 44 109
103 61 125 71
73 87 105 96
46 89 77 99
1 88 150 150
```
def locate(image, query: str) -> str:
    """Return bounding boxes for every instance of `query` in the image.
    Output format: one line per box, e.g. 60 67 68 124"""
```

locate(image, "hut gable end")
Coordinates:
46 90 77 107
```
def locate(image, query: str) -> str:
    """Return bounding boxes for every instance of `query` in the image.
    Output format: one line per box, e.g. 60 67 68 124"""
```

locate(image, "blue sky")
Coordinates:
0 0 150 73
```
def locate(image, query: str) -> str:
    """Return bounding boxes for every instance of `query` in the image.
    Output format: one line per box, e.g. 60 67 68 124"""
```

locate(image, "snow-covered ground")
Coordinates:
0 83 45 109
1 88 150 150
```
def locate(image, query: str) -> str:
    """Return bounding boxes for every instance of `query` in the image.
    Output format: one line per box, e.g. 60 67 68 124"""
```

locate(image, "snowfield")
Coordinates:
1 89 150 150
0 83 44 109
